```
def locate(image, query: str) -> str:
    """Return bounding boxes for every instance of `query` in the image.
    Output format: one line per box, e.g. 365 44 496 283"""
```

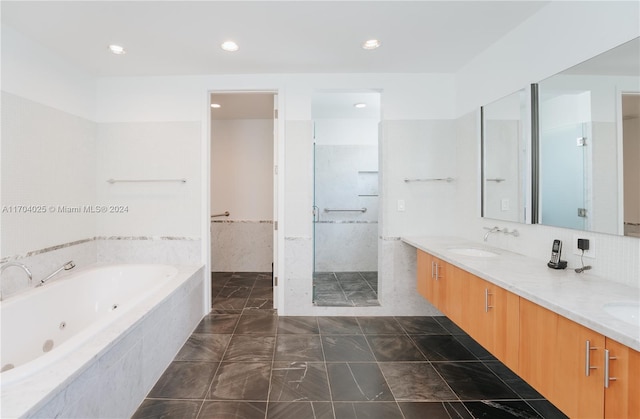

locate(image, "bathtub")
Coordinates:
1 263 205 418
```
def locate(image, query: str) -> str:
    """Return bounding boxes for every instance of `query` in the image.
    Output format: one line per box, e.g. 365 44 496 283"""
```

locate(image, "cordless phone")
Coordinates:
547 239 567 269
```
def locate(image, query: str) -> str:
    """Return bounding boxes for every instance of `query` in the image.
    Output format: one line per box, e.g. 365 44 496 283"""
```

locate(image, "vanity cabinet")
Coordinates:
603 338 640 418
416 250 462 324
519 299 605 417
416 250 518 369
519 298 640 419
415 249 639 419
459 268 519 370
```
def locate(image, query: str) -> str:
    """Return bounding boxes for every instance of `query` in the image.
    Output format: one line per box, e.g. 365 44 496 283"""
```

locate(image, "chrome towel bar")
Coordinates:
404 177 455 183
211 211 230 218
324 208 367 213
107 178 186 184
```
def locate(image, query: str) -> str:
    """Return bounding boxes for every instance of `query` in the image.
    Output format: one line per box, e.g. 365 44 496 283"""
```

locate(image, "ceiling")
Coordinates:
1 1 550 77
210 93 275 119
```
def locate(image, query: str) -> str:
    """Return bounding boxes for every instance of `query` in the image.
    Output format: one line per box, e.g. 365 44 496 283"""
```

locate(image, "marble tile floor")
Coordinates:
132 272 567 419
313 271 379 307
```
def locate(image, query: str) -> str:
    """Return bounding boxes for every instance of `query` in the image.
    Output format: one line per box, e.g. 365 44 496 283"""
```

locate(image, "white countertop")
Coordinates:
402 236 640 352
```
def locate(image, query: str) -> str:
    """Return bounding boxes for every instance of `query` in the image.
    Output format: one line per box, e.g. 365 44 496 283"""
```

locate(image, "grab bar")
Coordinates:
211 211 230 218
107 178 186 184
404 177 455 183
486 178 506 183
324 208 367 213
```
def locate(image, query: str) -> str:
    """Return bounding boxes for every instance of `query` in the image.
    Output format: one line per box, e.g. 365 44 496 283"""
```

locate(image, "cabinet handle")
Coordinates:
484 289 493 312
431 261 435 279
604 349 617 388
434 263 440 281
585 340 598 376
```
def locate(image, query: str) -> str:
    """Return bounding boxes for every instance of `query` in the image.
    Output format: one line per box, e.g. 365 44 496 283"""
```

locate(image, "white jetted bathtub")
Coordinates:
0 263 205 418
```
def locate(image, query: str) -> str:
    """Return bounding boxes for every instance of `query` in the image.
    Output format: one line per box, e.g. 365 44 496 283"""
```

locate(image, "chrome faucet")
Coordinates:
483 226 501 241
36 260 75 287
0 262 33 301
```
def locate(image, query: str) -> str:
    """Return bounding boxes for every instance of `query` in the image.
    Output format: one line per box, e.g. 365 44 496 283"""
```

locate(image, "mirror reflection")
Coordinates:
482 88 532 223
537 37 640 236
311 91 381 306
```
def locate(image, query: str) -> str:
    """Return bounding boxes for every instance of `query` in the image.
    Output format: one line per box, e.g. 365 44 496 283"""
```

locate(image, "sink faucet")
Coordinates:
0 262 33 301
483 226 501 241
36 260 75 287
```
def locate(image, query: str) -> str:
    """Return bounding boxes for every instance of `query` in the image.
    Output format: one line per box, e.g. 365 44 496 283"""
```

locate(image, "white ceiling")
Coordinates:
210 93 275 119
1 1 550 77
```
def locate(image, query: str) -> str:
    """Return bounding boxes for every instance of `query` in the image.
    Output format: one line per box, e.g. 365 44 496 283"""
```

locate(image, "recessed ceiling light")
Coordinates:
211 103 221 108
362 39 381 50
108 44 126 55
354 103 367 108
221 41 239 52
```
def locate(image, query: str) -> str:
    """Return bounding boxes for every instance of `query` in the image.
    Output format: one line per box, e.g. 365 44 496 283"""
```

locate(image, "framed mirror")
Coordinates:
481 87 535 224
537 37 640 236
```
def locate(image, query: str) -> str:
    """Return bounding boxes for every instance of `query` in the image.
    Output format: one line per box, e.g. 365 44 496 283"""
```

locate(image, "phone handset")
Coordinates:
547 239 567 269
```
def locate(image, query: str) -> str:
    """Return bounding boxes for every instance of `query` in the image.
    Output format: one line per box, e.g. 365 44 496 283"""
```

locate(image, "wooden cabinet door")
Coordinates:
518 298 558 397
462 274 493 349
441 264 463 324
491 286 519 371
553 316 605 418
416 250 431 300
604 339 640 419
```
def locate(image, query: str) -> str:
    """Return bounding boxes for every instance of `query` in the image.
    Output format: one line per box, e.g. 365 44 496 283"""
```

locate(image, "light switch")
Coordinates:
397 199 405 212
501 198 510 211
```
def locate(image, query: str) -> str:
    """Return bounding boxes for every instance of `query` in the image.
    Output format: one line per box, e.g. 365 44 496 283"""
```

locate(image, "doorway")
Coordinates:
622 92 640 237
210 92 278 308
311 91 381 307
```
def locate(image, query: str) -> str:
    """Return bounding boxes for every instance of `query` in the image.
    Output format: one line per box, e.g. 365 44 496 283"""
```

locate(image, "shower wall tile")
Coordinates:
314 223 377 271
211 221 273 272
96 238 201 265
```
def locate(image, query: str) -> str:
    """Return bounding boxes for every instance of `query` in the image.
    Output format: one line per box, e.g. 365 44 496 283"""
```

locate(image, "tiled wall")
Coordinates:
211 221 273 272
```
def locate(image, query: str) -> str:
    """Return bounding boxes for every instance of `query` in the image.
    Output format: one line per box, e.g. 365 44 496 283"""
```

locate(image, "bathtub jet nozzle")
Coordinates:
37 261 76 287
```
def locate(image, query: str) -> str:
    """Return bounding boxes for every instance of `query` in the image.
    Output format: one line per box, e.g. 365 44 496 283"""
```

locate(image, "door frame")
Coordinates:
203 89 284 312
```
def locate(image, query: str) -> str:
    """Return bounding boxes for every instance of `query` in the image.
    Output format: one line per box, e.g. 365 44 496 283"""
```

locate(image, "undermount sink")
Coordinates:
603 302 640 327
447 247 499 258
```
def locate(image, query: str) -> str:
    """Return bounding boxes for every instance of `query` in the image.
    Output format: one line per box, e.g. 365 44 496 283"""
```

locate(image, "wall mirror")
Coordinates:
311 91 381 307
537 37 640 237
481 87 534 224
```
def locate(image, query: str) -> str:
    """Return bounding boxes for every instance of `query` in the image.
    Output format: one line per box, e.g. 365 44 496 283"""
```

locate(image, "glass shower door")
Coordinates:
539 123 588 230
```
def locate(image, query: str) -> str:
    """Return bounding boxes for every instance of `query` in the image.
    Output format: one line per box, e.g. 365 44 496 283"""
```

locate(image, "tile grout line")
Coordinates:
317 316 339 419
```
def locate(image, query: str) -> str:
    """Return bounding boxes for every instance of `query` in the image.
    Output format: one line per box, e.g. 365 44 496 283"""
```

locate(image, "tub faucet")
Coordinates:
0 262 33 300
483 226 501 241
37 260 75 287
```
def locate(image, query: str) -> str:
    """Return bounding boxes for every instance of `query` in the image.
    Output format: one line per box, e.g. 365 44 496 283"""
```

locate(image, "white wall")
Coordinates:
1 93 97 257
1 26 97 120
95 122 202 238
456 1 640 116
210 118 274 271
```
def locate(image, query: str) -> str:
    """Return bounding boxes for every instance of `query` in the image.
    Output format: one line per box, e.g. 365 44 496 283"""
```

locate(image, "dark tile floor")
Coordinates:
313 271 379 307
132 272 567 419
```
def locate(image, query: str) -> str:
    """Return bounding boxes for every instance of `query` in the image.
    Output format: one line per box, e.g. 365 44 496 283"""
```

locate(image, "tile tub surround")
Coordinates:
132 272 566 419
402 236 640 351
0 237 201 298
1 265 205 418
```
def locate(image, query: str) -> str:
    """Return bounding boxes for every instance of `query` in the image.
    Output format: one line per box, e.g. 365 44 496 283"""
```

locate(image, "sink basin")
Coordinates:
447 247 499 258
603 302 640 327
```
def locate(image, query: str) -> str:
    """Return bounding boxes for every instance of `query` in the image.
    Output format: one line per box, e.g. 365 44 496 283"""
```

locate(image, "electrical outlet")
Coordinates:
572 234 595 258
397 199 405 212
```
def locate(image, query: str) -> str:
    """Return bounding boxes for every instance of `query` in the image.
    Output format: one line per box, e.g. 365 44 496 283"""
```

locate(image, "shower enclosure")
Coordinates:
311 91 381 307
